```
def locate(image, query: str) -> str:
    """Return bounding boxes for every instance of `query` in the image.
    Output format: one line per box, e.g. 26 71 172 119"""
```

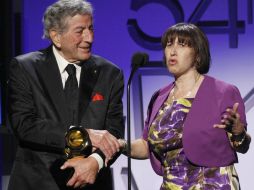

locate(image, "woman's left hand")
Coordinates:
213 102 245 135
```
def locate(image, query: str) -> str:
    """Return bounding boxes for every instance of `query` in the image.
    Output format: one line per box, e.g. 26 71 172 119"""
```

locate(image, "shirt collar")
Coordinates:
52 46 81 73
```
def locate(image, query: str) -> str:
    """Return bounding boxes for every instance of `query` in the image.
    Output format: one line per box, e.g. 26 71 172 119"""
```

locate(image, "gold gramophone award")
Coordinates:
64 125 92 158
50 126 92 189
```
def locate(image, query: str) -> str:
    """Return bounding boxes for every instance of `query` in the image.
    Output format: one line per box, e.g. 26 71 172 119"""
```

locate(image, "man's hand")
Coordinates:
86 129 121 162
61 156 99 188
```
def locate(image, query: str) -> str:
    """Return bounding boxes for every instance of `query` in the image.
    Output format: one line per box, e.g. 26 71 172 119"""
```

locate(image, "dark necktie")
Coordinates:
64 64 79 124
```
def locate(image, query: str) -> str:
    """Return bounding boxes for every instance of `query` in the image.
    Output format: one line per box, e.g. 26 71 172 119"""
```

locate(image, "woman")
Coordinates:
120 23 251 189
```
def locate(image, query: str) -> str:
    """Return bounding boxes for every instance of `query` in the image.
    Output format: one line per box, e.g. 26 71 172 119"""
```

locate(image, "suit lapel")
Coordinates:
36 47 69 125
78 57 100 125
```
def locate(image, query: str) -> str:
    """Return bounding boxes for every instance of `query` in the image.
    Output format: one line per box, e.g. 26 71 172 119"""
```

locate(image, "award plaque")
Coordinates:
50 126 92 189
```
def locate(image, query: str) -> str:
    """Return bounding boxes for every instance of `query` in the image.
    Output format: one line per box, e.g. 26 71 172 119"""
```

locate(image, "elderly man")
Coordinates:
7 0 124 189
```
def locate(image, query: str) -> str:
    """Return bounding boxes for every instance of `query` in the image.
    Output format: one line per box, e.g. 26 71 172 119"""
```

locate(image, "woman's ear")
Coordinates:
194 56 201 71
195 56 201 66
195 56 200 64
49 30 61 48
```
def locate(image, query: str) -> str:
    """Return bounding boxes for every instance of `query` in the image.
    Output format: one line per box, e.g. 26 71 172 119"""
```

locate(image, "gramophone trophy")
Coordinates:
50 126 92 189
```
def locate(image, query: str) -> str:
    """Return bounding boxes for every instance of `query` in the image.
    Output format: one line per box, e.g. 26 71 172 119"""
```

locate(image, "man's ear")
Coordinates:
49 30 61 48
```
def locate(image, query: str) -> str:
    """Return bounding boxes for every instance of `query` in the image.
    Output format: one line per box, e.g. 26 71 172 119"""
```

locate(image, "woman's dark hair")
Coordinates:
161 23 211 74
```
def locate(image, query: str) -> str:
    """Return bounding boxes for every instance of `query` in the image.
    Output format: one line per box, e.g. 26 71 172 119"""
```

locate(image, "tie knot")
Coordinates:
65 64 76 76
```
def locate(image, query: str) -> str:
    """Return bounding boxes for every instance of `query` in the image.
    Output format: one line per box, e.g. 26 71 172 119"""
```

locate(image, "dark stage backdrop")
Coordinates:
1 0 254 189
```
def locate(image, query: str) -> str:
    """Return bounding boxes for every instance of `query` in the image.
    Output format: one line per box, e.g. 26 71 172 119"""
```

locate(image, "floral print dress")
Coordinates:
148 98 240 190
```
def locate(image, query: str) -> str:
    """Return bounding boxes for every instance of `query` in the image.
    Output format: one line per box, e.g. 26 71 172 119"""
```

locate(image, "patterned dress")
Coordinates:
148 98 240 190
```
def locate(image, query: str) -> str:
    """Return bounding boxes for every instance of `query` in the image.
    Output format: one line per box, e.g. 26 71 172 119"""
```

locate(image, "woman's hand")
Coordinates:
214 102 251 153
213 102 245 135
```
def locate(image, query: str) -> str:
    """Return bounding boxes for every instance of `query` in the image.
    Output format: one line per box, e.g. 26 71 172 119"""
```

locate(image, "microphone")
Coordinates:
131 52 149 69
128 52 149 85
127 52 149 190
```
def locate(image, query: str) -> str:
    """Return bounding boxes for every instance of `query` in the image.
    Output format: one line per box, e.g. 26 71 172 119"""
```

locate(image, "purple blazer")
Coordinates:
143 75 247 176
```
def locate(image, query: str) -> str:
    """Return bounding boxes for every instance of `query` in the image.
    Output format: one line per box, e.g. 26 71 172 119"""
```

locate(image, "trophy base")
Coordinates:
50 158 74 189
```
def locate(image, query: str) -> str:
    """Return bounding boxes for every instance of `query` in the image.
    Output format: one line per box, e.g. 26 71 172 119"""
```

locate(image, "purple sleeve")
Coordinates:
142 90 164 176
142 90 160 140
232 85 247 128
142 111 150 140
221 84 247 128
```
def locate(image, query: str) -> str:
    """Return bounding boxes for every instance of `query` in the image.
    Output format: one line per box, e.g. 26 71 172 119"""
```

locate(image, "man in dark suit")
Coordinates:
7 0 124 189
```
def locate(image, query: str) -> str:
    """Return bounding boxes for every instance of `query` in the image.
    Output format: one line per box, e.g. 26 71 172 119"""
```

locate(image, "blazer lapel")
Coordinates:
36 47 69 125
148 84 174 127
78 57 100 125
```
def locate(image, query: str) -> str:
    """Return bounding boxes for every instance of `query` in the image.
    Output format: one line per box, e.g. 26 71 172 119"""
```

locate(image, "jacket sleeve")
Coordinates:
96 69 125 166
105 69 125 139
142 90 163 176
220 84 247 128
7 58 66 152
220 84 250 153
143 90 160 140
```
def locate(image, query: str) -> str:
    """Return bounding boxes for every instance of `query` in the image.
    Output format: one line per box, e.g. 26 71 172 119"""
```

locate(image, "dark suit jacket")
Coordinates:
7 46 125 190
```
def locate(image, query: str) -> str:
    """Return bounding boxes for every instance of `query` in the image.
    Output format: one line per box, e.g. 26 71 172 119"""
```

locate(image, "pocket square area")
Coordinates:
92 93 104 102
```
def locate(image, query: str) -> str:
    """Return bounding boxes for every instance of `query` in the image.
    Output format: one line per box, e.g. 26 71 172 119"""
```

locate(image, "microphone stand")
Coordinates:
126 52 148 190
127 66 138 190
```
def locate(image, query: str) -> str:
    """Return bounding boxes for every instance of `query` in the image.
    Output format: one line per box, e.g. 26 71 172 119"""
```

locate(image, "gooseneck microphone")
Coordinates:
127 52 149 190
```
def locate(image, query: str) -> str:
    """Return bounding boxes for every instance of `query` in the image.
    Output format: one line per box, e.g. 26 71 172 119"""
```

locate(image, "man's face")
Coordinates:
55 14 94 62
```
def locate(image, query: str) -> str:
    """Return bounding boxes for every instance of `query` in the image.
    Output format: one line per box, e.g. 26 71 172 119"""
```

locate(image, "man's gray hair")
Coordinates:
42 0 93 39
